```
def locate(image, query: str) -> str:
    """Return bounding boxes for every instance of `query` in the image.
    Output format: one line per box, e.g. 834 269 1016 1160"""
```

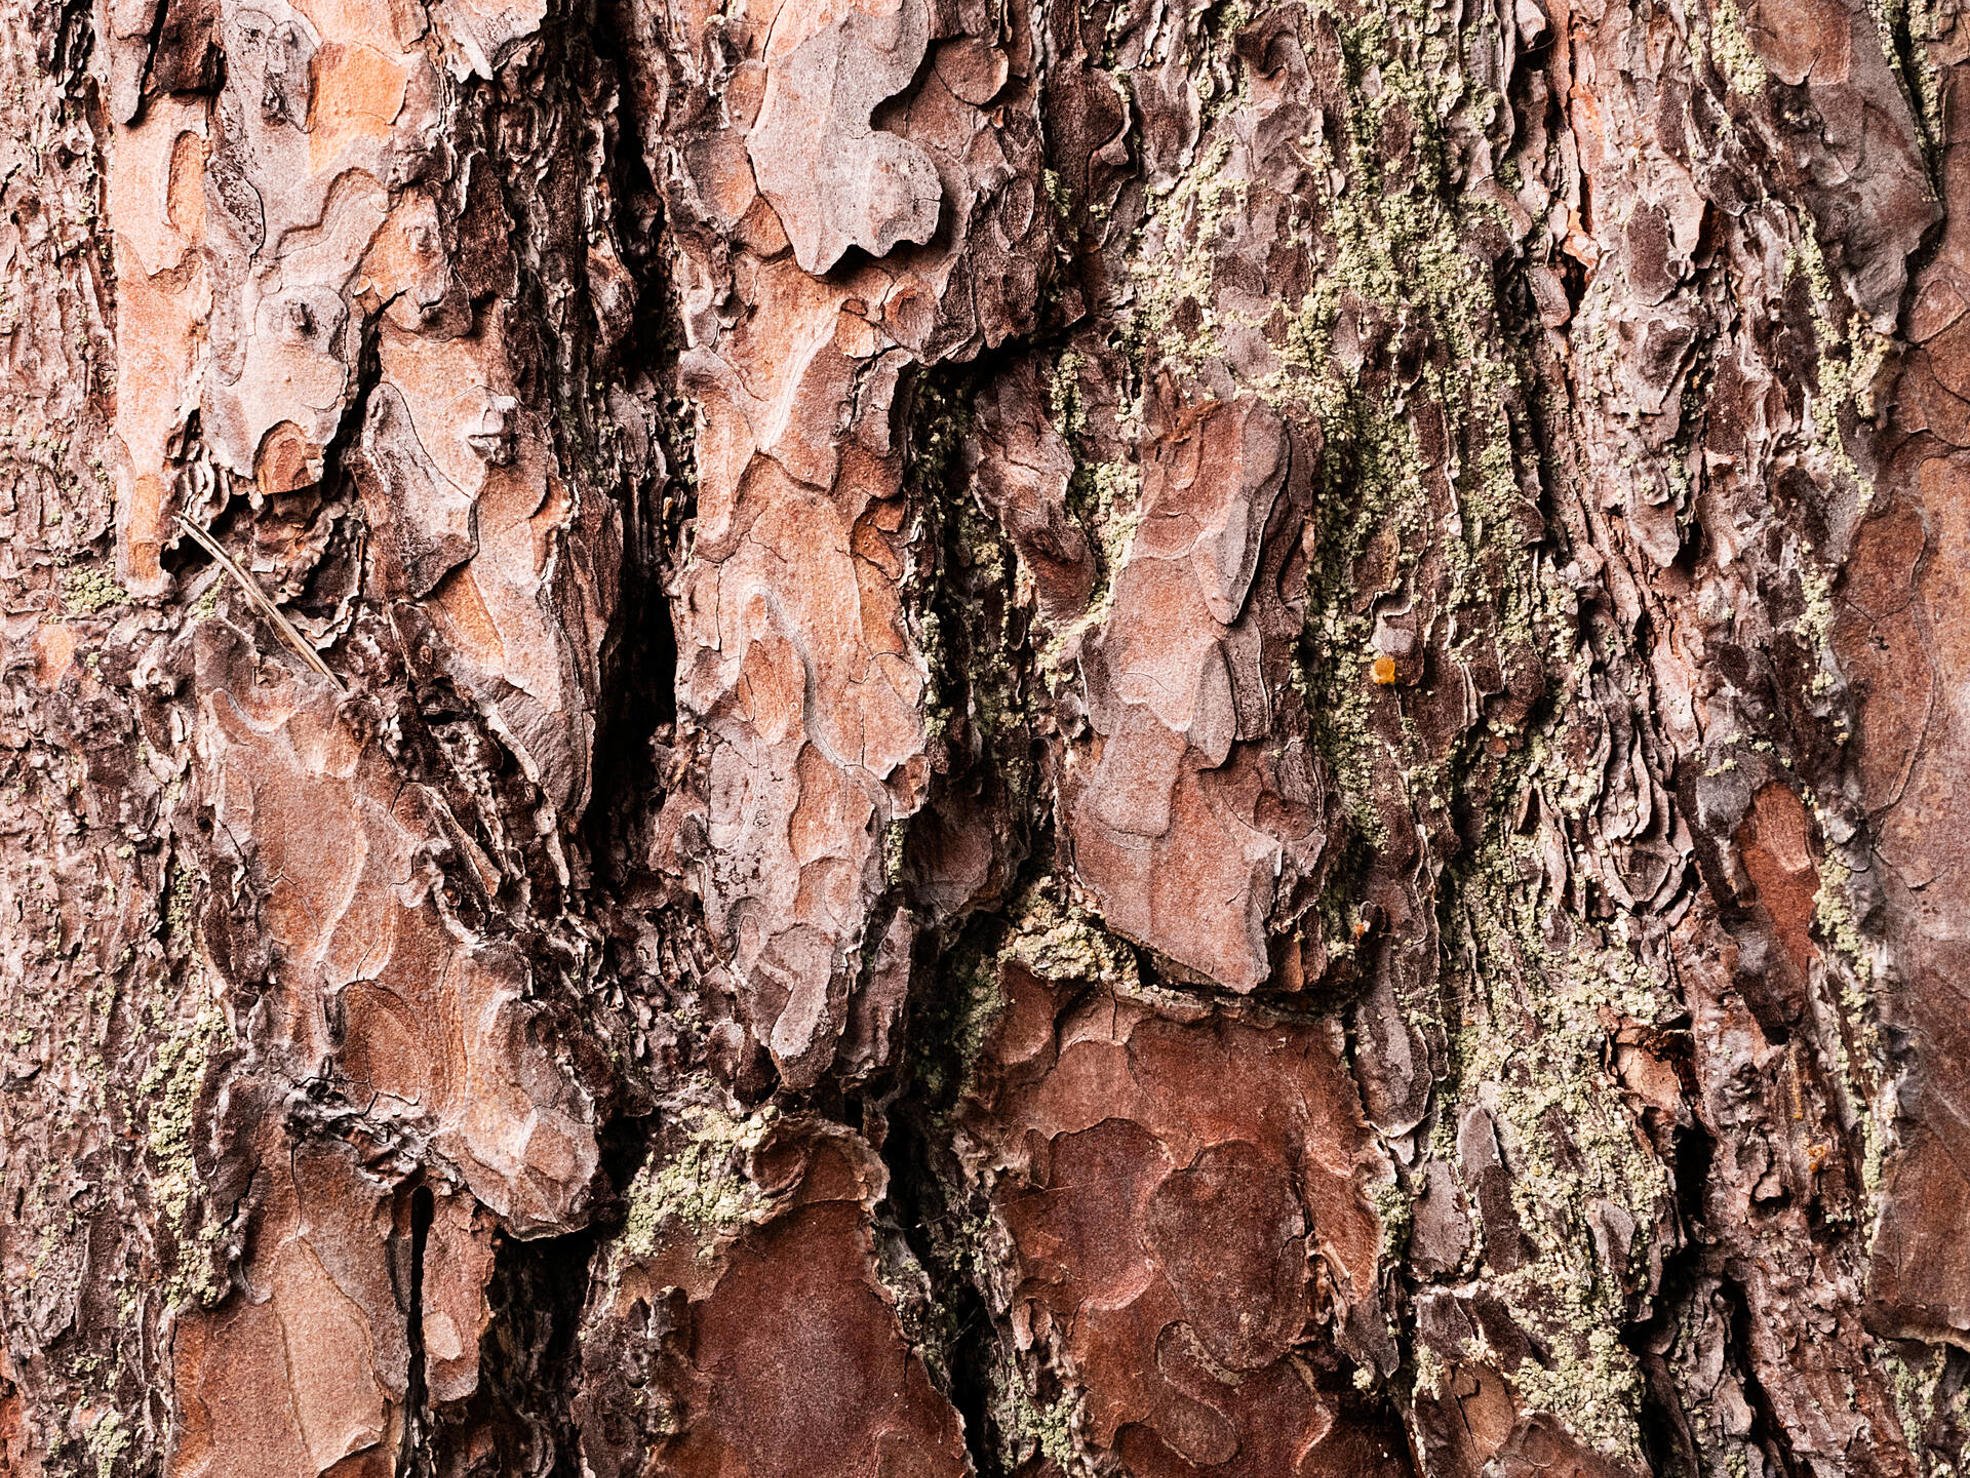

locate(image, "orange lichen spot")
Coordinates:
1369 654 1398 686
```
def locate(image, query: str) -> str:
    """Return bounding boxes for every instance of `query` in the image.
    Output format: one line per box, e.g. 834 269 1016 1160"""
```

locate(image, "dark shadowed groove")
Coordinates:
879 1098 1009 1478
1723 1273 1805 1478
426 1121 649 1475
1624 1118 1713 1478
577 0 688 888
397 1184 436 1478
416 0 687 1465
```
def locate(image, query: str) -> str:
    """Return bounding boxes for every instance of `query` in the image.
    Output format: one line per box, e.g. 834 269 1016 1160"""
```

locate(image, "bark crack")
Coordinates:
397 1184 434 1478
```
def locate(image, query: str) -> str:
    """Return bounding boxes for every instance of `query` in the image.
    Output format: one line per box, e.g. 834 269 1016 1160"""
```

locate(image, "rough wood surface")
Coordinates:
3 0 1970 1472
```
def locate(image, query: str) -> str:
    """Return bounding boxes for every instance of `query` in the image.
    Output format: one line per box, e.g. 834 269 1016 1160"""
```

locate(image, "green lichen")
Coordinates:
61 564 125 616
1493 1268 1650 1457
1811 855 1875 991
1296 400 1431 842
922 950 1008 1105
942 489 1037 805
1439 707 1677 1462
1881 1342 1970 1474
621 1102 778 1254
1080 459 1142 573
140 995 228 1229
1804 801 1894 1225
1795 563 1839 695
1112 4 1654 1455
1786 226 1882 508
1046 350 1088 440
914 883 1141 1104
1365 1173 1415 1269
1034 340 1146 678
163 862 197 940
1702 0 1771 95
134 959 235 1312
1000 884 1139 992
995 1375 1094 1476
1411 1339 1448 1402
1043 167 1072 219
882 817 909 887
1039 452 1144 684
1131 136 1243 378
85 1409 129 1478
1252 0 1547 839
1804 791 1885 1045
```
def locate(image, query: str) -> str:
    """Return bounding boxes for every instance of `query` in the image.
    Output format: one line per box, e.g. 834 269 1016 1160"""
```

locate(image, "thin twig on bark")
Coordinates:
173 514 347 696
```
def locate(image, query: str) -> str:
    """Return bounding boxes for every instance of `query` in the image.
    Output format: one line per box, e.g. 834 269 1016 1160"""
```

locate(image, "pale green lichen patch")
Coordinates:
1700 0 1771 95
994 1371 1094 1476
1440 711 1677 1461
1365 1172 1415 1270
1802 795 1894 1225
915 376 1045 823
139 995 229 1230
621 1103 778 1254
1038 453 1143 685
60 564 126 616
1811 854 1875 991
1130 136 1243 379
1880 1341 1970 1473
85 1409 130 1478
163 861 198 940
1046 350 1088 440
1255 0 1553 835
1000 884 1140 990
1078 457 1143 579
1785 226 1883 508
1043 166 1072 220
1106 5 1660 1453
930 953 1008 1104
133 958 236 1310
915 882 1142 1103
1796 563 1839 695
1296 400 1431 841
1411 1338 1448 1403
1871 0 1944 143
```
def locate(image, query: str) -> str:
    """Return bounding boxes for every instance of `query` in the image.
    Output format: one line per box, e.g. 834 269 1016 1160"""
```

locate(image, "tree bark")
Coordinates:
2 0 1968 1472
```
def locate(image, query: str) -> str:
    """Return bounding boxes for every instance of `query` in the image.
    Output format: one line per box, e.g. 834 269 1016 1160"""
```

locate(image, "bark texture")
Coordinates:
3 0 1969 1472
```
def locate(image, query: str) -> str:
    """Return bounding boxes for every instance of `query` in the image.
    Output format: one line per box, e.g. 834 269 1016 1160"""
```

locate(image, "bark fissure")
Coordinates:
398 1184 436 1478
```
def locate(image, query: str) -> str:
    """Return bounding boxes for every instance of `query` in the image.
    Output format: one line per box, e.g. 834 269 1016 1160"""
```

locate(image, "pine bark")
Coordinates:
1 0 1967 1472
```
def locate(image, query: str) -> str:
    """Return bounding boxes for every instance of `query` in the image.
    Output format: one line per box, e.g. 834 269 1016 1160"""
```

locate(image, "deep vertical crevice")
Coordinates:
879 1084 1009 1478
580 445 680 883
576 0 689 903
444 1226 600 1477
397 1183 435 1478
1625 1118 1714 1478
1722 1272 1805 1478
425 1120 648 1474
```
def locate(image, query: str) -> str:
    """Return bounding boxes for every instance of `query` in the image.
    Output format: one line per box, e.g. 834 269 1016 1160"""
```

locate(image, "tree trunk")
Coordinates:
2 0 1967 1471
